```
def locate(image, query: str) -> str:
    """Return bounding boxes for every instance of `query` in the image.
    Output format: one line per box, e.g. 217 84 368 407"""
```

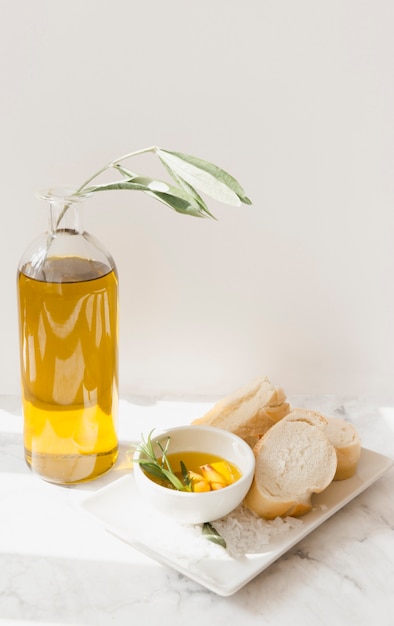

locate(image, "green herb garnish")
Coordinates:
132 430 192 492
202 522 227 549
180 460 193 491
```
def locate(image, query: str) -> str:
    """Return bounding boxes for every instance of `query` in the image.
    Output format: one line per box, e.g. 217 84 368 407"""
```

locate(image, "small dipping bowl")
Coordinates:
133 425 255 524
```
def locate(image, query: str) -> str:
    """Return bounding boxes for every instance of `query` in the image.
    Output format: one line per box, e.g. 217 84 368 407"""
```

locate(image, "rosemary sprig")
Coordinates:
180 460 193 491
132 430 191 492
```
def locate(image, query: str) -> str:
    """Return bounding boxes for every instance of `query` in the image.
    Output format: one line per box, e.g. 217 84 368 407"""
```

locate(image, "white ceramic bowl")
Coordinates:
133 425 255 524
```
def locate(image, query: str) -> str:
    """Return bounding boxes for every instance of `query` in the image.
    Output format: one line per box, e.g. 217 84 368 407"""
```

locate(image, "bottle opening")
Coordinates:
37 186 92 203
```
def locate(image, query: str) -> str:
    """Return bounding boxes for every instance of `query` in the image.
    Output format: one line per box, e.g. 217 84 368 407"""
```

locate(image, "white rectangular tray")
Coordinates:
79 447 393 596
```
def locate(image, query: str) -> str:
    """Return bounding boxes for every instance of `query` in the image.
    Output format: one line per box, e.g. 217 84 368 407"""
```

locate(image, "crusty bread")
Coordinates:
191 376 290 447
244 409 337 519
324 417 361 480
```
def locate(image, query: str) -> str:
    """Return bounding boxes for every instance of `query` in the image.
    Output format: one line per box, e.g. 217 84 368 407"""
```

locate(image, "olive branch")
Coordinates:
58 145 251 225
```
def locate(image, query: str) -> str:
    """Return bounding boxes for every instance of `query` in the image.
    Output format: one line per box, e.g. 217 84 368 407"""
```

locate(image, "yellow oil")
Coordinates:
150 450 241 488
17 257 119 484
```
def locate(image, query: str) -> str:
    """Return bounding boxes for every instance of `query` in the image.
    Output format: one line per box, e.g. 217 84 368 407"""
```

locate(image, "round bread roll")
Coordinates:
324 417 361 480
244 409 338 519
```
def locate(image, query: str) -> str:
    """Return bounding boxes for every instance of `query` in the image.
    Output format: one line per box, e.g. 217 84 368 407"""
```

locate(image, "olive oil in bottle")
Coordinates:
17 188 119 483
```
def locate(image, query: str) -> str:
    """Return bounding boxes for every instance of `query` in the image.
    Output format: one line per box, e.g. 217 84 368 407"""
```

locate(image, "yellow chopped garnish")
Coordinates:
210 461 239 485
200 464 229 487
188 470 211 492
209 481 227 491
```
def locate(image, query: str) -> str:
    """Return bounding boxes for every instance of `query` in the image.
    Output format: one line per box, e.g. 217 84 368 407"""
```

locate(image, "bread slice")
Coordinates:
191 376 290 447
244 409 337 519
324 417 361 480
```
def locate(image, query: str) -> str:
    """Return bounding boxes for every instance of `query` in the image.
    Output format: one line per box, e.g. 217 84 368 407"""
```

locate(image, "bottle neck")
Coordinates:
19 187 115 281
49 200 83 235
37 187 89 236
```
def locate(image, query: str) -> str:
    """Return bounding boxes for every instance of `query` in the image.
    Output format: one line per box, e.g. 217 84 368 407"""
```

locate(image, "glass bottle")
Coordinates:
17 187 119 484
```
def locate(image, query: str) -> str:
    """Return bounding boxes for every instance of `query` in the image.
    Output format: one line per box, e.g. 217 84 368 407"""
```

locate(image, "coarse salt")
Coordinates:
136 502 303 561
211 505 303 558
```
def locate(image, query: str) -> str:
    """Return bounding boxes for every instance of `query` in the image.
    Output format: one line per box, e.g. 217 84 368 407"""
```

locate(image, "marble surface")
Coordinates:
1 393 393 626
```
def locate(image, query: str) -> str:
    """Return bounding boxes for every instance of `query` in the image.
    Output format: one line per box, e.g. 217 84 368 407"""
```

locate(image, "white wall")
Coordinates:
1 0 393 399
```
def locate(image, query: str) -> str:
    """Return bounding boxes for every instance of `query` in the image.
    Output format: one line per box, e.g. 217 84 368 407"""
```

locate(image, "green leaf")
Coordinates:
201 522 227 548
160 467 187 491
180 460 193 491
158 156 217 219
84 180 157 193
157 149 252 206
149 190 206 218
134 460 168 482
84 180 207 218
126 175 210 218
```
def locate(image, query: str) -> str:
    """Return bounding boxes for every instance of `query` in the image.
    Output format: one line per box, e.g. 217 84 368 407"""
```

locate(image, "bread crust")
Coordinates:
324 417 361 480
191 376 290 445
244 481 313 519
